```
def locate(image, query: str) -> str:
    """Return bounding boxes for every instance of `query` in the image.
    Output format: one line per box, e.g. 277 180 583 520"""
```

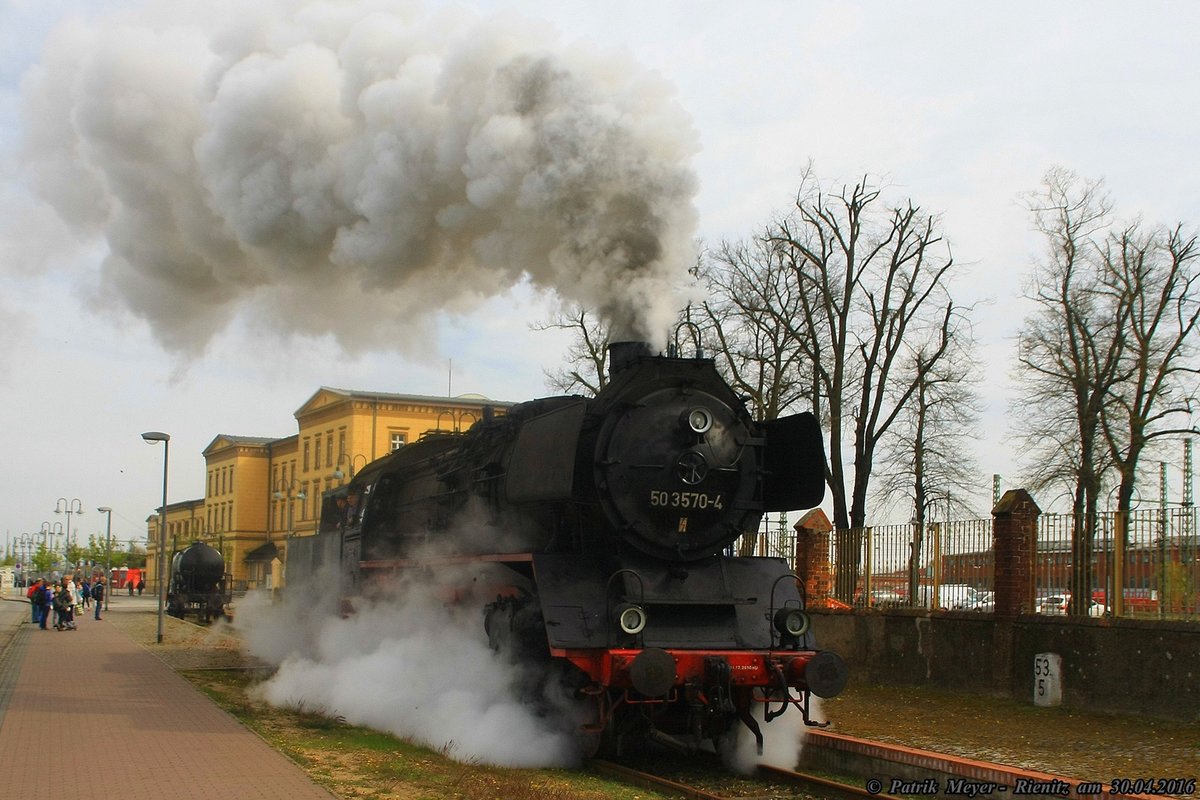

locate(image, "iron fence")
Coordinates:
742 507 1199 620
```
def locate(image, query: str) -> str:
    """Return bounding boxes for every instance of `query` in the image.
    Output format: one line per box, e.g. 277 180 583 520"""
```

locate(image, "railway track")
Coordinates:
594 731 1165 800
592 757 901 800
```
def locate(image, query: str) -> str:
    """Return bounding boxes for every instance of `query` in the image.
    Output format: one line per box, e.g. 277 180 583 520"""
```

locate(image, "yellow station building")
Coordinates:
144 387 511 592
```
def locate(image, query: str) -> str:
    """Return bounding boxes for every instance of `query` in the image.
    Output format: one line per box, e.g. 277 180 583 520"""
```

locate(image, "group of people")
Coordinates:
25 574 107 630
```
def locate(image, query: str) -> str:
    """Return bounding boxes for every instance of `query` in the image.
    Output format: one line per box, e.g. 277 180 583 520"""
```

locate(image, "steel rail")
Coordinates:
591 759 728 800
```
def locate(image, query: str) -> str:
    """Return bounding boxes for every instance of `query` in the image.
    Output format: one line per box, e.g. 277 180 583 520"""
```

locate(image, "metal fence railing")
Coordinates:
742 507 1199 620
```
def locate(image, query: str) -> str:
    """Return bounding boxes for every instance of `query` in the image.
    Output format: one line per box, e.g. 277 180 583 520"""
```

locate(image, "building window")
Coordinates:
338 430 346 461
315 435 322 469
303 441 311 472
391 432 407 451
326 432 334 467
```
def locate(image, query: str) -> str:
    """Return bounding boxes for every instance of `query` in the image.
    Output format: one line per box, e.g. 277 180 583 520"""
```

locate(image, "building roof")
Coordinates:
295 386 513 418
202 433 292 457
244 542 279 563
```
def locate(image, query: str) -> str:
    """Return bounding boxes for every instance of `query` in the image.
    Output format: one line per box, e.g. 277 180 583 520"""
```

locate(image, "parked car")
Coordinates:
869 588 905 608
1037 593 1112 616
967 589 994 612
1036 594 1070 615
916 583 975 610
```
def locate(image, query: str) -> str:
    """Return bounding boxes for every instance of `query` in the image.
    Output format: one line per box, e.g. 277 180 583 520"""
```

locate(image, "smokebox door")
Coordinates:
505 399 586 502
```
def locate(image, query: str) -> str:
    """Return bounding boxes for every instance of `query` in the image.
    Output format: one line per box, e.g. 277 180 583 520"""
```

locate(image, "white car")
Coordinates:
1035 595 1108 616
1036 594 1070 615
967 589 994 612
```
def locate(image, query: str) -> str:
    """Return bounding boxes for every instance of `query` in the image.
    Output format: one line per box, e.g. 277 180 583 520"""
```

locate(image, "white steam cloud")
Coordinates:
21 0 699 355
234 566 585 768
721 697 817 773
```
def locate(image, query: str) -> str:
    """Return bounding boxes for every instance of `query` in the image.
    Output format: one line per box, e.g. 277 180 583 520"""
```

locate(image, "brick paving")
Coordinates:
0 595 335 799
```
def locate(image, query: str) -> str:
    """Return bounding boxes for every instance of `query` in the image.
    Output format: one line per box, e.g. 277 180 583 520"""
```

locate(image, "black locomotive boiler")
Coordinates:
167 541 231 622
288 341 847 756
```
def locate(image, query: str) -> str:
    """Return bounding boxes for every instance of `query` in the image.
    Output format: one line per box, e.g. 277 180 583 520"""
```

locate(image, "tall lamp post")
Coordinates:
331 453 368 481
97 506 113 612
18 534 32 582
273 479 308 540
272 479 306 592
39 521 63 576
54 497 83 573
141 431 170 644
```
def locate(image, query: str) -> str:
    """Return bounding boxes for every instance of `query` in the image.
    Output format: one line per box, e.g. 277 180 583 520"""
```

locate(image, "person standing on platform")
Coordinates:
72 576 85 618
53 581 69 630
137 578 145 596
92 576 105 620
27 579 43 623
37 581 52 629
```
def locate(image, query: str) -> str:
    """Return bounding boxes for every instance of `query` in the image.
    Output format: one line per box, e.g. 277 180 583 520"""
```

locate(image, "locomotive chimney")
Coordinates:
608 341 653 378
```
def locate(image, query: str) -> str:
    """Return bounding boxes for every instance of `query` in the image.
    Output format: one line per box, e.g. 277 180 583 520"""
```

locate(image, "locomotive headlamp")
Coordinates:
773 608 810 638
683 406 714 434
615 603 648 635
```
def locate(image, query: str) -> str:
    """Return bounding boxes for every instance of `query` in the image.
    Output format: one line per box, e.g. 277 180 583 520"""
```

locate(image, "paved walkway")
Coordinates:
0 593 335 799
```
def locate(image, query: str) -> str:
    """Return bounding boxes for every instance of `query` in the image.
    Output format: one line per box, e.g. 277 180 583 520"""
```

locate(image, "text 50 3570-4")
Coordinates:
649 491 724 510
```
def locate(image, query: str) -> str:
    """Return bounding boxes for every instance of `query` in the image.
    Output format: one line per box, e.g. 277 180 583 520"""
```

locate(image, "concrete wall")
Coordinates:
811 608 1200 722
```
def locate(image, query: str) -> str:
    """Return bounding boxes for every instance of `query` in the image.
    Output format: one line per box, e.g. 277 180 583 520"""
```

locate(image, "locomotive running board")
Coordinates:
360 553 535 569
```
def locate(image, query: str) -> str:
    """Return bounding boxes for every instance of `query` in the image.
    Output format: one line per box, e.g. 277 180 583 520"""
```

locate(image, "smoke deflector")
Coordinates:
760 412 826 512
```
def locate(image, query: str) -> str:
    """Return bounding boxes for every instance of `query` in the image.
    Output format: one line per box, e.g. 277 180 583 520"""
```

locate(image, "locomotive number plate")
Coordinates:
649 490 724 510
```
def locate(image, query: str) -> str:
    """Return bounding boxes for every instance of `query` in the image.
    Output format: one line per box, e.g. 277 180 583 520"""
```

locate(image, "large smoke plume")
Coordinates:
21 0 699 355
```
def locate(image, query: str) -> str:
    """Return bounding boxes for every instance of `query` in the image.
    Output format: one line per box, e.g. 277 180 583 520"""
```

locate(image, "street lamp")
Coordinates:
331 452 369 480
273 478 307 540
142 430 170 644
271 478 306 595
97 506 113 612
39 521 63 576
18 533 32 581
54 497 84 572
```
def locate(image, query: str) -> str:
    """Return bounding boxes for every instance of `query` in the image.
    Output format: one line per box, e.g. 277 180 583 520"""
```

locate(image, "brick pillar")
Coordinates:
992 489 1041 618
793 509 834 608
992 489 1040 695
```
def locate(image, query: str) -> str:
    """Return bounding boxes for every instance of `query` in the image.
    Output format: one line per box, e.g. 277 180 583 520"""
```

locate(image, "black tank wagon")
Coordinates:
167 541 231 622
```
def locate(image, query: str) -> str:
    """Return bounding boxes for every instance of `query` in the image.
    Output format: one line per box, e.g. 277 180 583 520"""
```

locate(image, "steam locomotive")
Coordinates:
167 541 231 622
287 341 846 756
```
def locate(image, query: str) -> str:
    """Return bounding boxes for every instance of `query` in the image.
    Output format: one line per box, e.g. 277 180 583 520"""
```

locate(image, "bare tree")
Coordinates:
531 305 611 396
1016 170 1118 510
1019 169 1200 615
873 336 982 600
693 171 966 601
768 172 963 536
692 237 810 422
1099 223 1200 532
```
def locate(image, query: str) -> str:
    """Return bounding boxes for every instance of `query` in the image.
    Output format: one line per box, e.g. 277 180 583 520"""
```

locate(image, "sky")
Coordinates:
2 0 1199 552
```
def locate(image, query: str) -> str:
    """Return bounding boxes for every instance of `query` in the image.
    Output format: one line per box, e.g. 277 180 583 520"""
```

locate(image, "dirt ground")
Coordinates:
824 683 1198 784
